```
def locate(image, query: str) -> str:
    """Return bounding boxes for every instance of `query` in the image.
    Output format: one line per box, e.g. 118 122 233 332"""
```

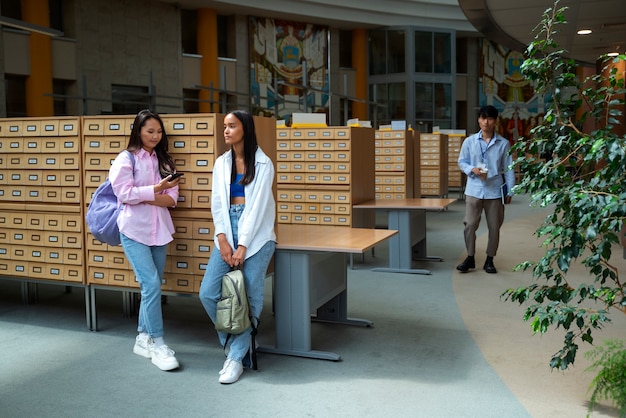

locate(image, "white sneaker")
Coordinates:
149 343 179 371
219 358 230 375
219 359 243 384
133 334 152 359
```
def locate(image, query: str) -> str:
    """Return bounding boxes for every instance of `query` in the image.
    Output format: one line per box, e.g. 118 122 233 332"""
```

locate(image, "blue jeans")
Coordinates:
199 204 276 364
121 234 167 338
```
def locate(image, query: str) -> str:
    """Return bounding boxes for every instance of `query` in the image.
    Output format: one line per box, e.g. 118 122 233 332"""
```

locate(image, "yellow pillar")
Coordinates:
197 9 219 113
22 0 55 116
352 29 368 120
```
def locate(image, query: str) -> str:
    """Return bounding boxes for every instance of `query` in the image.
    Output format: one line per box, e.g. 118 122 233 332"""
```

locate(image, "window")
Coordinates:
217 15 230 58
434 32 452 73
49 0 63 32
369 27 455 130
369 30 406 75
415 82 452 131
388 30 405 74
181 10 198 54
1 0 21 19
5 75 27 117
368 30 386 75
52 79 72 116
434 83 451 120
339 30 352 68
414 31 432 73
415 31 452 74
369 82 405 126
111 85 150 115
415 83 433 119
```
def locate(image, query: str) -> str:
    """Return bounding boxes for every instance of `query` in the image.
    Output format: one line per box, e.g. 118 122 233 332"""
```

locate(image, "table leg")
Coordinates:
90 285 98 331
258 250 371 361
314 289 372 327
84 285 92 330
411 210 444 262
372 209 432 275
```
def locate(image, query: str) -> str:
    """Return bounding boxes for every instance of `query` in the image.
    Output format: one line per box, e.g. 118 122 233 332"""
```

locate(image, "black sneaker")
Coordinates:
456 256 475 272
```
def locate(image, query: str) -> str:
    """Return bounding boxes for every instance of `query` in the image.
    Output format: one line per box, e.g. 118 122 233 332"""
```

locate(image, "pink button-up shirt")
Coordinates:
109 149 178 246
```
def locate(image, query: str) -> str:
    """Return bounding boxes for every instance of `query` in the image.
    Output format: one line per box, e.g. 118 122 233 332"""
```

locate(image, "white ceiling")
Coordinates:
460 0 626 65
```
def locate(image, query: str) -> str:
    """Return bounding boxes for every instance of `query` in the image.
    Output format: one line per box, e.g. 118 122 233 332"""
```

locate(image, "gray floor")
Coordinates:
0 197 620 417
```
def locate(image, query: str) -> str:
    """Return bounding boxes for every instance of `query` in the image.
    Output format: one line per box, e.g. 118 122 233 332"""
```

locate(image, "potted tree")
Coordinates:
501 1 626 416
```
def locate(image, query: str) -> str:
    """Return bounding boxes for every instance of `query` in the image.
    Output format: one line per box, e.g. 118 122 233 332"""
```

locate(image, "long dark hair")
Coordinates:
127 109 176 176
229 110 258 185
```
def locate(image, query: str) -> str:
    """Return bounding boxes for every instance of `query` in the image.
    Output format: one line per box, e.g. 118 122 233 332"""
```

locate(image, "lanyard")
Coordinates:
478 135 489 163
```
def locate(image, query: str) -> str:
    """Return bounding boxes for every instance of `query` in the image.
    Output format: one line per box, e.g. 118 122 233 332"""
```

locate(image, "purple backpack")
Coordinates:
86 151 135 246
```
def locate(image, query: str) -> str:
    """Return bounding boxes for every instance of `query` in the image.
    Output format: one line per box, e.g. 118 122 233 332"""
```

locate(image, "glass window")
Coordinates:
1 0 21 19
388 30 405 74
388 82 406 120
111 85 149 115
5 75 27 118
415 82 452 130
368 28 455 130
49 0 63 32
434 32 452 73
181 10 198 54
414 31 432 73
434 83 451 119
52 79 71 116
415 82 433 120
456 38 468 74
339 30 352 68
369 83 388 126
217 14 230 58
368 30 386 75
369 83 406 126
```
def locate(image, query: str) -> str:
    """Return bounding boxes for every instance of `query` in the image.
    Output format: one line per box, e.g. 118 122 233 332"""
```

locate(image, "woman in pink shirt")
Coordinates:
109 109 181 371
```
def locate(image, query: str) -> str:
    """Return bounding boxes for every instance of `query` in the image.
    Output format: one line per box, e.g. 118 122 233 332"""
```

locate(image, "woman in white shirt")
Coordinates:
199 110 276 384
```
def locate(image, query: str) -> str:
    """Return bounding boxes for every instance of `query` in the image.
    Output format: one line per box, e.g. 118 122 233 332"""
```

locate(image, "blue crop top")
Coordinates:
230 173 245 198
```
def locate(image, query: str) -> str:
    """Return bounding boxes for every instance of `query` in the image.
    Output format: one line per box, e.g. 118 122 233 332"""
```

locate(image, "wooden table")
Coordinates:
257 224 397 361
353 198 457 274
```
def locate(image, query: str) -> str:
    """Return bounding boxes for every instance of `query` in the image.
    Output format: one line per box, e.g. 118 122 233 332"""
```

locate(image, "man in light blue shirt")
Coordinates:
457 105 515 273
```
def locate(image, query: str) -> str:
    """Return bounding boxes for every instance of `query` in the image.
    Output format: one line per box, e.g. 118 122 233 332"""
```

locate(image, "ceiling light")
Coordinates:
577 29 592 35
607 52 619 57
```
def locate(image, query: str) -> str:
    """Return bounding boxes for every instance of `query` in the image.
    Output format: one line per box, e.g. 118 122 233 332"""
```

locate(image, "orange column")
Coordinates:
352 29 368 120
22 0 54 116
197 9 219 113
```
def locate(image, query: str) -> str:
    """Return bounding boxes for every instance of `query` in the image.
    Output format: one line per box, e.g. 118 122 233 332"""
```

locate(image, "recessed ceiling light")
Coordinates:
577 29 592 35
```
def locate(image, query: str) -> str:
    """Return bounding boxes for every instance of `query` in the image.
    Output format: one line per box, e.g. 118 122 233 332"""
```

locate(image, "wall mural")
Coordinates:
480 39 549 145
249 17 329 123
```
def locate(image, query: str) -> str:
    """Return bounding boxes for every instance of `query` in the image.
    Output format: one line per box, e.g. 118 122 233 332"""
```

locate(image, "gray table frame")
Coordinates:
257 250 370 361
353 199 456 275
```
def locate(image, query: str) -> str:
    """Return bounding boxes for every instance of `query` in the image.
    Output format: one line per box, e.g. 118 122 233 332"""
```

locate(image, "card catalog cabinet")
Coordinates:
374 130 415 200
0 117 84 282
418 134 449 197
276 127 375 227
447 134 466 190
82 115 219 292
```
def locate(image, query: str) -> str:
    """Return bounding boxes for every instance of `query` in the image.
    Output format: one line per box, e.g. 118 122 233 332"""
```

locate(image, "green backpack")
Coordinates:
215 269 251 334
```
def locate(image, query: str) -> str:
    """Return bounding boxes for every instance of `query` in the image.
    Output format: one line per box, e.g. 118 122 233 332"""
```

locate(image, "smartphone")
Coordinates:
169 172 184 181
